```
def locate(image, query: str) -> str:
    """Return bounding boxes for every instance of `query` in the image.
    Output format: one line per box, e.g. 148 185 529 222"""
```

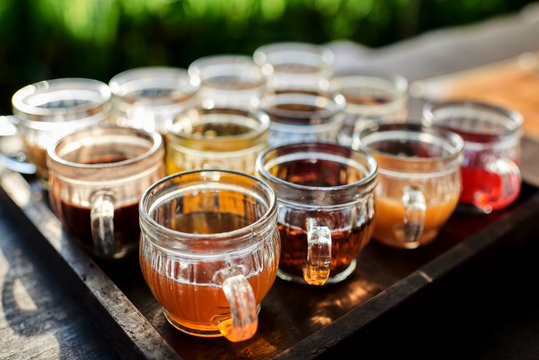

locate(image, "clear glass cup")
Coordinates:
253 42 334 91
256 142 377 286
187 55 267 109
165 105 270 175
422 100 523 213
260 90 346 146
11 78 112 182
47 125 165 259
139 170 280 342
108 66 199 134
356 123 464 249
328 71 409 147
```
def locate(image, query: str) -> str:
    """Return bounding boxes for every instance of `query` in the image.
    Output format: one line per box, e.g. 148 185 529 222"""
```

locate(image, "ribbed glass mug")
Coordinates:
12 78 112 182
139 170 280 342
165 106 270 175
328 71 408 147
422 100 522 213
108 66 199 134
256 142 377 285
260 90 346 146
187 55 267 109
356 123 464 249
253 42 334 91
47 125 165 259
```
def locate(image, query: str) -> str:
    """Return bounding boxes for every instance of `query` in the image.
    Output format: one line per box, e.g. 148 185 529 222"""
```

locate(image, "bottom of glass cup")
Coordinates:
164 311 223 337
277 259 357 286
163 304 263 338
373 229 440 250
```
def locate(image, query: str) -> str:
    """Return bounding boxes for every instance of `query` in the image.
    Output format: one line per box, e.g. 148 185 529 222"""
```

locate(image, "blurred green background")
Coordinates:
0 0 536 113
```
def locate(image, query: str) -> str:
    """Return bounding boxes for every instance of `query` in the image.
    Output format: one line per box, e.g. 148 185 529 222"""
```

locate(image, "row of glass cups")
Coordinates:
2 42 524 343
43 108 522 343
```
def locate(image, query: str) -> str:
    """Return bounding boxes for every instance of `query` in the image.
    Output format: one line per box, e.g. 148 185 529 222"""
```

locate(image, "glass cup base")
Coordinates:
276 259 357 285
164 310 223 338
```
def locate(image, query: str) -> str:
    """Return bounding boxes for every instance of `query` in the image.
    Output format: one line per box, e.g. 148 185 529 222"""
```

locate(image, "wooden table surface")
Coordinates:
1 4 538 359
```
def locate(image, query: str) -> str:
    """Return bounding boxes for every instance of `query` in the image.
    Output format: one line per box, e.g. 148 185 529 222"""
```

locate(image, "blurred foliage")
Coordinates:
0 0 535 113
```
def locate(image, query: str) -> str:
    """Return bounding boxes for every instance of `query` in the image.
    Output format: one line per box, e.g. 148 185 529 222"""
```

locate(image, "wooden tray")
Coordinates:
410 52 539 140
1 169 539 359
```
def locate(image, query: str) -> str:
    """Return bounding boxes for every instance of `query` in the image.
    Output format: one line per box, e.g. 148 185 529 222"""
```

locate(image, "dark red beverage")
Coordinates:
58 199 140 253
52 155 141 258
269 156 373 280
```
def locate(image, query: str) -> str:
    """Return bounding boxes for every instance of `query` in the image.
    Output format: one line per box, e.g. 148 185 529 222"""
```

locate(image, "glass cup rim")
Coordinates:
47 124 163 170
167 105 270 145
256 141 378 194
358 122 464 164
108 66 199 100
188 54 267 82
139 169 278 245
12 78 111 118
261 90 346 129
422 100 524 137
253 41 335 67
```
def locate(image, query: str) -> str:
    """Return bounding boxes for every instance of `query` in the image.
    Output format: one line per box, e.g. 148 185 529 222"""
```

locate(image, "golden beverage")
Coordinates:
373 192 459 249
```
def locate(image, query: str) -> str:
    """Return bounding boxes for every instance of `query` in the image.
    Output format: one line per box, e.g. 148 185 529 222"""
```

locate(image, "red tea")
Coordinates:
460 166 520 210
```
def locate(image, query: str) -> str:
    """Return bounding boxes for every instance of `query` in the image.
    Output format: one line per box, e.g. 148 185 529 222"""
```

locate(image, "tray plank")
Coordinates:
1 167 538 359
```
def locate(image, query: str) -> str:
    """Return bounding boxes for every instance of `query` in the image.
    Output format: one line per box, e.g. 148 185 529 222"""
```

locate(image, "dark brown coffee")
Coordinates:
59 199 140 250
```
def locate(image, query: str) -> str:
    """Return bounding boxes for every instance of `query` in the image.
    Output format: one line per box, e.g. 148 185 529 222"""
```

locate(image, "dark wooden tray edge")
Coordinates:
276 186 539 359
0 169 180 360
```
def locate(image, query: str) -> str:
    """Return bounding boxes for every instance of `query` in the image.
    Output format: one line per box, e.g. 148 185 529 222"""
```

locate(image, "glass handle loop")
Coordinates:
214 267 258 342
402 186 426 243
351 117 377 150
303 217 332 286
90 190 115 257
0 115 36 174
474 157 521 214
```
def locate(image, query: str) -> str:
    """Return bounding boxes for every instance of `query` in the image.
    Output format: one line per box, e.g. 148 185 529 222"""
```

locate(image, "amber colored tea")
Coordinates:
344 94 391 106
140 211 278 339
373 192 459 249
165 121 259 175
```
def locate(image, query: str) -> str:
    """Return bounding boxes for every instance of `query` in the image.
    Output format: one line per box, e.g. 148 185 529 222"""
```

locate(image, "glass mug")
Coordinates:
328 71 408 147
108 66 199 134
260 90 346 146
356 123 463 249
187 55 268 109
139 170 280 342
253 42 334 91
256 142 377 285
11 78 112 182
47 125 165 259
422 100 523 213
165 106 270 175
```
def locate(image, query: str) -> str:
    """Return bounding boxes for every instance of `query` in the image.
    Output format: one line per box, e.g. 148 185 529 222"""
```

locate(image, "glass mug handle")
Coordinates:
474 157 521 213
351 117 377 150
213 266 258 342
303 217 332 286
90 190 115 256
0 115 36 174
402 186 426 243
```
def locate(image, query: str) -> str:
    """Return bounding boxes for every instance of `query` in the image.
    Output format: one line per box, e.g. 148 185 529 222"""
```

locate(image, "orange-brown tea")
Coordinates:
373 191 459 249
140 211 278 339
